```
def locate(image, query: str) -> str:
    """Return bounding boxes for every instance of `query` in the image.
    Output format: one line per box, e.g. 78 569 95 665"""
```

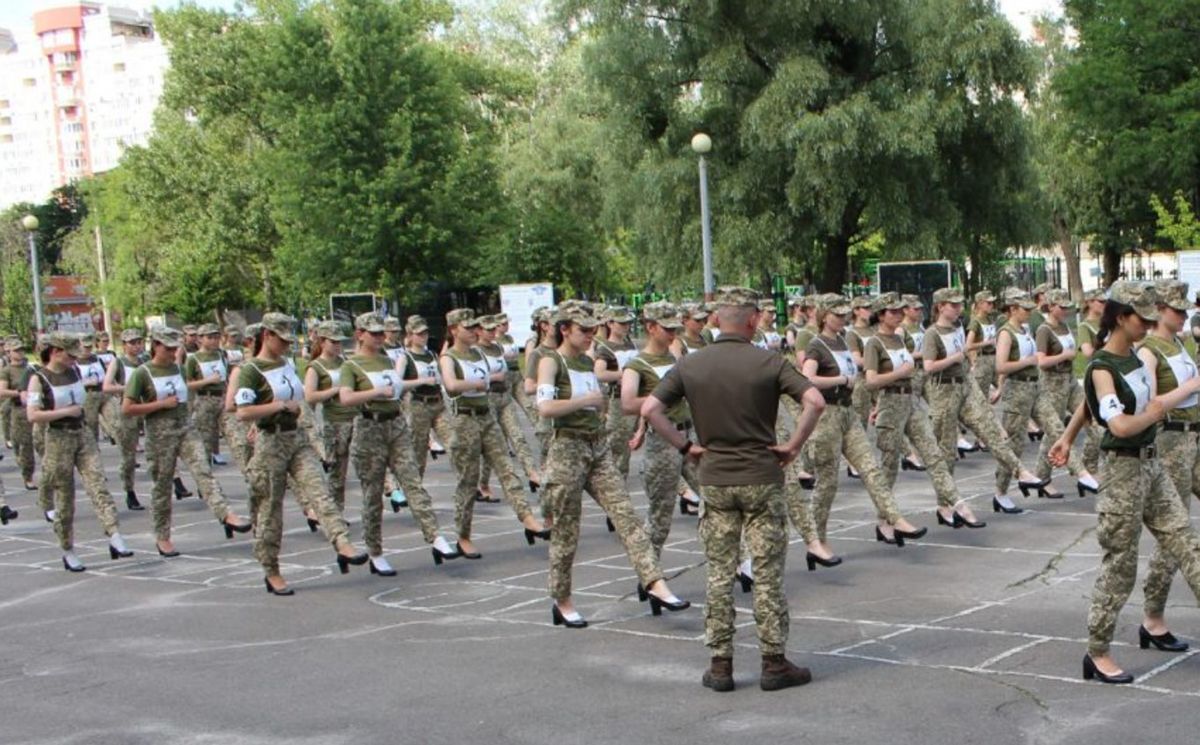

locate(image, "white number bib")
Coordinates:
1166 350 1199 409
1055 330 1076 353
1014 330 1036 359
650 363 675 381
614 348 638 370
225 349 244 364
151 372 188 404
832 349 857 380
366 370 402 401
385 347 405 364
567 367 601 410
50 379 85 409
939 328 965 356
454 355 490 398
981 323 997 341
885 346 914 370
1124 365 1151 415
199 358 228 382
77 361 105 388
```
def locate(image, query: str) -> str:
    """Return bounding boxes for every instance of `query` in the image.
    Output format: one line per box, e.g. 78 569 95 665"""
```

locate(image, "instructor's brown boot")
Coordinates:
760 654 812 691
701 656 734 692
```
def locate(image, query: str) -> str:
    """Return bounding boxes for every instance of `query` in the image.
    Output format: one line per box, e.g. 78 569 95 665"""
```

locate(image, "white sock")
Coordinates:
433 536 455 554
110 533 129 553
738 559 753 579
63 551 83 569
371 555 393 573
1079 474 1099 489
995 495 1017 510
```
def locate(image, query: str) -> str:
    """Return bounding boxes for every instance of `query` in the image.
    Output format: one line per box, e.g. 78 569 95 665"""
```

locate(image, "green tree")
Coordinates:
1150 190 1200 250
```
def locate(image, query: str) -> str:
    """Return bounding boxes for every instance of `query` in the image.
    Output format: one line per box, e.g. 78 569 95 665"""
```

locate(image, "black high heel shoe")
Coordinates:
875 525 904 547
528 480 539 493
432 545 459 565
456 542 482 560
735 571 754 593
221 517 253 539
306 516 319 533
1077 481 1099 498
846 466 861 480
798 475 816 490
524 527 552 545
1027 430 1044 442
157 544 181 557
993 497 1025 514
0 505 17 525
1081 655 1133 684
637 583 648 602
551 604 588 628
900 457 926 472
173 477 192 499
62 556 86 572
264 577 294 596
109 544 133 560
368 560 397 577
647 592 691 616
936 511 963 529
335 551 369 574
806 552 843 571
1017 477 1049 497
956 511 987 529
1037 484 1064 499
894 525 927 541
679 496 700 516
605 517 615 532
1139 625 1190 652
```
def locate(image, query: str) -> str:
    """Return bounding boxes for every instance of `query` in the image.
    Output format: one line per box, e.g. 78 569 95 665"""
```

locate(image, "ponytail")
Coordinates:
252 328 266 357
1095 300 1133 349
311 336 326 359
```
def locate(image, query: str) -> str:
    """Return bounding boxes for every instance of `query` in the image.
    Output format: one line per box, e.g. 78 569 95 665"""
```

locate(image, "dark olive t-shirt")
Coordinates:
1035 320 1075 373
805 333 856 403
921 323 966 378
652 335 813 486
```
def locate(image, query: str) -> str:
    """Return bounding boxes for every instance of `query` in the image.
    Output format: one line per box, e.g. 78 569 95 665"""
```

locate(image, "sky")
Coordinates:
1 1 1064 37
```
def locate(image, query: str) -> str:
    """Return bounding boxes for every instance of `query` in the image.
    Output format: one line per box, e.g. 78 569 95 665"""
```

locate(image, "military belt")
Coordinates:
49 419 83 431
553 428 604 442
411 394 442 404
882 385 912 394
360 410 400 423
1162 421 1200 432
257 420 298 433
196 389 224 397
1106 445 1157 459
453 406 492 418
931 375 963 384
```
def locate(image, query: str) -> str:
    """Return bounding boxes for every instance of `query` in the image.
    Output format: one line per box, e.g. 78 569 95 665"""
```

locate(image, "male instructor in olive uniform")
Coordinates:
642 286 826 693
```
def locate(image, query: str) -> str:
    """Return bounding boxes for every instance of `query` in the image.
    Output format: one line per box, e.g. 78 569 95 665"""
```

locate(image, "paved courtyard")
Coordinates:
2 424 1200 744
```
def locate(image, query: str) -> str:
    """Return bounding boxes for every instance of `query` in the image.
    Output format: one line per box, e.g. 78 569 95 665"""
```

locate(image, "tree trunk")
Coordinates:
1053 213 1084 299
966 233 983 297
262 264 273 310
1102 245 1121 288
817 203 863 292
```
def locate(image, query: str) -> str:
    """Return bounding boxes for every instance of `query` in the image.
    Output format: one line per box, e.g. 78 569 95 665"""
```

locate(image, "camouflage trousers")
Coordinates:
971 354 996 396
480 392 539 486
0 398 9 444
927 377 1023 476
851 377 874 432
320 419 355 511
1142 428 1200 617
144 417 233 541
995 379 1083 494
807 403 904 542
298 400 324 462
82 388 104 442
701 482 789 658
543 431 663 600
190 393 225 460
775 399 816 538
43 425 119 551
1037 370 1087 481
605 398 638 481
448 408 531 538
9 402 35 482
407 396 453 478
34 421 49 512
110 400 139 492
247 428 350 574
1088 451 1200 656
642 425 691 558
874 390 960 508
222 411 253 477
516 377 552 459
351 415 441 555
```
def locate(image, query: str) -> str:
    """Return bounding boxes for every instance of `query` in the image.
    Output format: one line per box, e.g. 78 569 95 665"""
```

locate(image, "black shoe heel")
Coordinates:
936 511 963 529
368 560 397 577
901 457 926 472
1078 481 1099 498
524 527 551 545
605 517 615 532
456 542 482 560
125 491 144 511
1082 655 1133 684
735 571 754 592
1038 485 1064 499
679 496 699 516
157 545 180 557
637 583 648 602
847 466 860 479
528 480 539 493
551 604 588 628
336 551 369 574
221 518 252 539
894 526 927 541
264 577 294 596
875 526 903 547
992 497 1025 515
109 544 133 560
805 552 843 571
307 517 319 533
0 505 17 525
647 593 690 616
431 545 459 565
1139 625 1190 652
62 556 86 572
798 476 816 490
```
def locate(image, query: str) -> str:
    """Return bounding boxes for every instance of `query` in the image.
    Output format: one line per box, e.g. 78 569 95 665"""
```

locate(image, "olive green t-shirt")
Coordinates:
402 347 442 398
342 353 402 415
184 349 228 394
805 333 856 403
125 362 189 424
309 356 356 424
967 315 998 354
1000 322 1039 380
627 351 689 423
651 335 814 486
1035 320 1075 373
921 323 966 379
477 341 510 394
845 325 872 362
524 344 556 382
594 337 638 395
1085 349 1155 449
547 350 603 432
0 359 27 392
1076 318 1100 352
863 333 912 377
235 358 304 428
1141 335 1200 422
443 348 491 412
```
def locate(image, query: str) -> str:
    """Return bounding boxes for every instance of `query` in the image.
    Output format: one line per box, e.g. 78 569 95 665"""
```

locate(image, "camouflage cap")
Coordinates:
149 325 183 348
850 295 874 310
554 305 602 328
406 314 429 334
79 332 95 346
354 312 386 333
787 297 801 308
36 333 50 349
1153 279 1190 312
757 299 777 312
974 290 997 304
197 322 221 336
478 314 500 330
712 286 762 308
445 308 478 327
1001 287 1037 310
46 331 83 356
1082 288 1106 304
871 292 906 313
96 331 110 342
120 328 143 343
260 312 298 343
1045 288 1076 310
494 313 509 324
1107 281 1158 321
680 302 709 321
4 336 25 351
1031 282 1053 298
224 324 243 338
901 294 923 309
641 301 685 329
817 293 852 315
932 287 965 304
383 316 403 332
182 324 197 335
531 306 552 325
314 319 350 341
604 305 635 323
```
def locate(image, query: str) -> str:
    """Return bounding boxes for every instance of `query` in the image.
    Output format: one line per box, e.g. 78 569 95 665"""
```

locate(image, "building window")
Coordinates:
113 62 126 72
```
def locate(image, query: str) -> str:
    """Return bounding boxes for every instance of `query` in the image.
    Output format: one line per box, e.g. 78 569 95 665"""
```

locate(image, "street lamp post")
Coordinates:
691 133 714 299
21 214 44 334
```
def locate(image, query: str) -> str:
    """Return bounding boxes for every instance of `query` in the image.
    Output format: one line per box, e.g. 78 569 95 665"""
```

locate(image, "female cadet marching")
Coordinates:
593 306 640 482
801 294 926 563
27 332 132 571
523 307 559 460
222 323 259 477
74 333 107 442
0 337 36 491
1075 288 1107 474
991 288 1076 503
184 323 229 466
440 309 547 558
101 328 146 510
536 304 688 627
865 293 984 528
1050 280 1200 684
399 315 453 481
966 290 999 401
923 287 1049 516
303 321 356 511
845 295 876 452
340 312 459 577
122 326 251 557
477 314 541 493
234 313 369 595
1035 290 1100 494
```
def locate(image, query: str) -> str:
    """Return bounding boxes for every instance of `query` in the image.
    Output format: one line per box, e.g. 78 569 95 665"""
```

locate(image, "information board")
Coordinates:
499 283 554 348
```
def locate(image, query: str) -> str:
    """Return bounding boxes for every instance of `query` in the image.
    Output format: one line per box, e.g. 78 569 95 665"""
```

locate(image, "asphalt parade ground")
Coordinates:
3 422 1200 745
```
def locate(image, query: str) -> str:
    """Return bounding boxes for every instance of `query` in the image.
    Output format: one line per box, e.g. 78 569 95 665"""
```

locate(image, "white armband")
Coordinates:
536 385 557 403
26 392 41 407
234 388 257 406
1097 394 1124 423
